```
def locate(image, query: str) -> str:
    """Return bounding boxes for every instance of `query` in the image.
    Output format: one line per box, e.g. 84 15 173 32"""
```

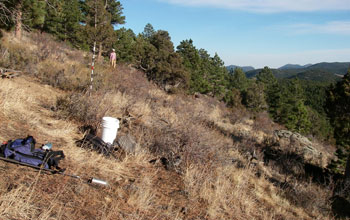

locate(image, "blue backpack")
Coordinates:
2 136 65 169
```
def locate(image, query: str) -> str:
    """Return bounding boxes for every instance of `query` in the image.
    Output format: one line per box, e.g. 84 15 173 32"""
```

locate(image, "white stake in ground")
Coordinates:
90 41 96 95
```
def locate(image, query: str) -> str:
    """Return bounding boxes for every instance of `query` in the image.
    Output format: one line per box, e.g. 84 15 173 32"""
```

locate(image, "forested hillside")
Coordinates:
1 0 350 219
246 62 349 81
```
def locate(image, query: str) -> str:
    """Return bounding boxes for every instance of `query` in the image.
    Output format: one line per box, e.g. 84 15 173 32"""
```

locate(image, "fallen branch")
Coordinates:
0 67 22 73
1 71 21 78
0 67 22 78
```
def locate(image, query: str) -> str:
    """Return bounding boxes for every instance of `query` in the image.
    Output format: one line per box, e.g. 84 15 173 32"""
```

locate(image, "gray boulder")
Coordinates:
116 134 137 154
274 130 323 167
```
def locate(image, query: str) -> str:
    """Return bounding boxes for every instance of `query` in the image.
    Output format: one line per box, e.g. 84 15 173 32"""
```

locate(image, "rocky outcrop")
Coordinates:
273 130 326 167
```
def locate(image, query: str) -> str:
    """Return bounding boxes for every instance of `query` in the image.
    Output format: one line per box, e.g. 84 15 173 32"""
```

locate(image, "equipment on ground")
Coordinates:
0 136 108 186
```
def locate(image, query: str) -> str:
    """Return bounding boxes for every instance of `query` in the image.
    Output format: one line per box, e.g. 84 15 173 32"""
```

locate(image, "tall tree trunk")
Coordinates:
97 42 103 61
15 2 22 39
345 154 350 182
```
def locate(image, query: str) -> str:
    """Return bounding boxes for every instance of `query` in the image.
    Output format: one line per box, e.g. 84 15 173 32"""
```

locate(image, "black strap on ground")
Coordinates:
0 156 54 172
0 156 108 185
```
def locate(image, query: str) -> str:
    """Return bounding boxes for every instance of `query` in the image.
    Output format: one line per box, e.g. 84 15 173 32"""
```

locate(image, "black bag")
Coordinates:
2 136 65 169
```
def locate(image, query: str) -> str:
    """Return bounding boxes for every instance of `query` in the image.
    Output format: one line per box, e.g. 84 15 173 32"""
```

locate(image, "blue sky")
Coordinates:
119 0 350 69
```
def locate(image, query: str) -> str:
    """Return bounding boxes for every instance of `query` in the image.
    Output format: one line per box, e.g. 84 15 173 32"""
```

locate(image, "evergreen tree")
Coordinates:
0 1 12 27
208 53 229 98
43 0 83 47
3 0 46 38
113 28 136 63
177 39 210 93
134 34 157 72
224 88 243 108
256 66 275 85
82 0 125 59
256 66 282 119
327 68 350 172
242 82 267 112
229 67 249 91
148 30 189 87
197 48 214 93
141 23 155 39
134 30 189 88
279 79 311 134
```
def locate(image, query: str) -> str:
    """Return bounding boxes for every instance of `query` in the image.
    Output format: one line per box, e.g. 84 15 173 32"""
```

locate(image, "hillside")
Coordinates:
0 31 341 220
279 64 312 70
246 62 349 82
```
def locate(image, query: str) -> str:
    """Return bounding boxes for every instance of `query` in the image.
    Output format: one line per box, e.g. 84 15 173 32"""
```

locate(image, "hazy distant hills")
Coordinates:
243 62 350 82
278 64 312 70
226 65 255 73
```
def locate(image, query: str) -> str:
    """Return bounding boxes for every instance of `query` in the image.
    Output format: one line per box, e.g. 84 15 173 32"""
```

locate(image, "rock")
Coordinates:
116 134 137 154
274 130 293 139
194 92 201 98
274 130 323 167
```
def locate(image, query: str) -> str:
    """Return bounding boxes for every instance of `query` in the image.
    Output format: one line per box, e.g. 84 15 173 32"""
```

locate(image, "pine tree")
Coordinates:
0 1 12 27
44 0 83 46
327 68 350 172
229 67 249 91
327 68 350 147
83 0 125 60
242 82 267 112
142 23 155 39
208 53 228 99
279 79 311 134
148 30 189 87
177 39 210 93
113 28 136 63
256 66 282 120
134 30 189 88
4 0 46 38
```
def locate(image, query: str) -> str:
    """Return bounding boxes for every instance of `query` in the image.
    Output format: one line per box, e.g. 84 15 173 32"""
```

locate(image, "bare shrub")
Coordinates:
37 60 90 91
280 180 333 218
56 92 108 128
0 42 39 70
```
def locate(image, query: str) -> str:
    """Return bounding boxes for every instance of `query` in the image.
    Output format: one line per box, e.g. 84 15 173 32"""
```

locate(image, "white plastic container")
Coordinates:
101 117 119 144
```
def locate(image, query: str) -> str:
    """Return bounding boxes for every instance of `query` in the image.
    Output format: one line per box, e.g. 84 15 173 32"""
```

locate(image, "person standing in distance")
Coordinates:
110 49 116 68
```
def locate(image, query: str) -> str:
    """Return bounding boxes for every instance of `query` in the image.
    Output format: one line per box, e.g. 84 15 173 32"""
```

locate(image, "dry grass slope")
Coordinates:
0 31 335 219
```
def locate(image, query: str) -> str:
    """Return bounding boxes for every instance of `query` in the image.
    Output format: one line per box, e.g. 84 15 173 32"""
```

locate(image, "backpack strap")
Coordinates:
22 136 36 152
44 150 65 169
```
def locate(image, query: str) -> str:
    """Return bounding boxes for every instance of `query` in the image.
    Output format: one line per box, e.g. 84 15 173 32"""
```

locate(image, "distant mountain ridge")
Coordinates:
226 65 255 73
279 64 312 70
244 62 349 82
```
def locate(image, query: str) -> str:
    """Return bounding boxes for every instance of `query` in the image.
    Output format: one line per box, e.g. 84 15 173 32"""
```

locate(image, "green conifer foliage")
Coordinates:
256 66 282 119
279 79 311 134
142 23 155 39
24 0 46 29
149 30 189 87
114 28 136 63
177 39 210 93
327 69 350 146
44 0 83 47
224 88 243 108
327 68 350 172
3 0 46 37
134 29 189 88
242 82 267 112
83 0 125 57
229 68 249 91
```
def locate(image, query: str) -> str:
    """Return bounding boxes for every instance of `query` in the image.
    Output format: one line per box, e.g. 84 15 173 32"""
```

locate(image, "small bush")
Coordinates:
0 43 38 70
281 180 333 217
37 60 90 91
56 92 108 128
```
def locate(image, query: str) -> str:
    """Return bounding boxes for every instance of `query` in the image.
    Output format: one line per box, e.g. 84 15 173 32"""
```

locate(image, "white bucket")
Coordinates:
101 117 119 144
